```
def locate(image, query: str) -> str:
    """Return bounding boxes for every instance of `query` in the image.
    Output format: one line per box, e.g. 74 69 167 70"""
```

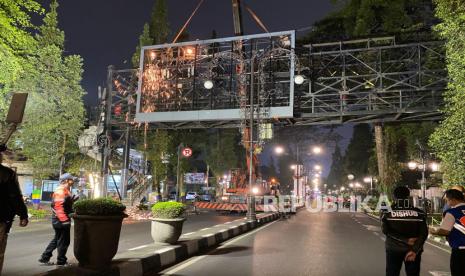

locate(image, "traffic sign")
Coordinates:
182 147 192 157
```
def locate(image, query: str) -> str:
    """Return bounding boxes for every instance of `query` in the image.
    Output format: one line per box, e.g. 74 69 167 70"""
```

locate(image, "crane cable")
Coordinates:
172 0 271 45
243 2 269 33
172 0 205 44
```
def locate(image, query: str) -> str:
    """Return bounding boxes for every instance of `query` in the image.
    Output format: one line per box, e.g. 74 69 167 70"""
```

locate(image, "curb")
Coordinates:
38 212 281 276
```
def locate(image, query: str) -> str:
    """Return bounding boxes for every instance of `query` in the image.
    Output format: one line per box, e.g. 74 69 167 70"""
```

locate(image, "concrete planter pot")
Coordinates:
73 214 127 270
151 218 186 244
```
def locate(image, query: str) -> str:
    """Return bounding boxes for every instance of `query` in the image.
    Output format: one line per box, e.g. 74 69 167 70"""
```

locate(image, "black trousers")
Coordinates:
386 250 422 276
451 249 465 276
41 222 71 264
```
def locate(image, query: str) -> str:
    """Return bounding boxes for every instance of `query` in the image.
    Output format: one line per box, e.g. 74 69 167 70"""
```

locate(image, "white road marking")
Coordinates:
182 232 195 236
425 240 451 254
429 271 451 276
363 224 381 231
200 227 211 231
163 220 279 275
128 244 149 251
363 212 451 253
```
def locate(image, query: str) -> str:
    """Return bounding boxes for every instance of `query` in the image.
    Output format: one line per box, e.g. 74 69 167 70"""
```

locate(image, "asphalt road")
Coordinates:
161 211 451 276
2 211 242 276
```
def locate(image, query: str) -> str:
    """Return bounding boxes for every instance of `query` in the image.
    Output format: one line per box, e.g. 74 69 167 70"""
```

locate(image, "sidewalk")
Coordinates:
38 212 280 276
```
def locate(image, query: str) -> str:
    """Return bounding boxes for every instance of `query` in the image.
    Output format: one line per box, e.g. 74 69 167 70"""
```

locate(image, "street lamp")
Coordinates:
430 162 440 172
364 176 374 194
347 174 354 180
294 74 305 85
252 187 259 194
203 80 213 89
274 146 285 155
312 146 322 155
314 164 322 171
408 161 418 170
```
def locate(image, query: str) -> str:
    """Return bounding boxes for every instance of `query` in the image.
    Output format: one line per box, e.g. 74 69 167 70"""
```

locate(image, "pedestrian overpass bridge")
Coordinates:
104 32 446 130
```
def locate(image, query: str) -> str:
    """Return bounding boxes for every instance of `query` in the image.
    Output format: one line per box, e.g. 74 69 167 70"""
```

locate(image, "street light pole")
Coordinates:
421 155 427 215
176 143 183 202
247 52 257 221
370 177 373 194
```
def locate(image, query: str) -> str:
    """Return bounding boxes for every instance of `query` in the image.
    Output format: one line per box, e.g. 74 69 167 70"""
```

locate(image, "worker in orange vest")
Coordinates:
38 173 78 266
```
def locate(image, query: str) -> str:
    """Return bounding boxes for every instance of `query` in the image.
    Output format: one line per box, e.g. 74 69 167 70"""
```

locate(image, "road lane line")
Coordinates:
200 227 211 231
363 212 451 253
163 220 279 275
429 271 451 276
128 244 149 251
182 232 195 236
425 241 451 254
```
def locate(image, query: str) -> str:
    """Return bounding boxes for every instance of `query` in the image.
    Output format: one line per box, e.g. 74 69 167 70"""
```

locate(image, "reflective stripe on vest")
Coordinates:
446 205 465 249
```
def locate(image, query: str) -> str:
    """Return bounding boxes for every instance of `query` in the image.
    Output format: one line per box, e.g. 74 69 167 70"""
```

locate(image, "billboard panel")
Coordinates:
184 173 206 184
136 31 295 123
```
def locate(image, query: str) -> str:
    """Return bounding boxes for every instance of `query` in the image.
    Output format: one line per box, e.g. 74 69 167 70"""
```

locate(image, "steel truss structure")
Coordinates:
294 37 446 125
105 36 446 130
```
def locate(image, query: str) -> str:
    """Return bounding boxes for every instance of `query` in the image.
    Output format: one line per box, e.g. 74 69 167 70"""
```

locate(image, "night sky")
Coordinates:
54 0 336 105
52 0 351 175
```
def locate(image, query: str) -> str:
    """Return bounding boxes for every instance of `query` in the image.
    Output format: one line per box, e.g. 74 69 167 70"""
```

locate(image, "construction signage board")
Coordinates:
136 31 295 123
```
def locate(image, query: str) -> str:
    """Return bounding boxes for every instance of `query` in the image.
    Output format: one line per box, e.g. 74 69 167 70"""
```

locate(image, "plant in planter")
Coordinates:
72 198 127 270
151 202 186 244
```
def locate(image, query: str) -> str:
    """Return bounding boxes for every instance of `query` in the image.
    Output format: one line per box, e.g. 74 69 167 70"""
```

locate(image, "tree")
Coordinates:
145 129 170 197
343 124 374 178
131 23 152 68
0 0 42 111
149 0 170 45
276 146 295 194
429 0 465 185
131 0 170 68
205 129 243 180
12 0 86 178
327 145 345 188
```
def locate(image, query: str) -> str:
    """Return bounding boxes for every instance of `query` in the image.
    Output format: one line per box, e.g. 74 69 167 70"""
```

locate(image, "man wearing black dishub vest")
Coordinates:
381 186 428 276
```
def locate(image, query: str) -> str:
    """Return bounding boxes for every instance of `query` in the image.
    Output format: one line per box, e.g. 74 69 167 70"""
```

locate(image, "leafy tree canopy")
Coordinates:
0 0 42 109
429 0 465 185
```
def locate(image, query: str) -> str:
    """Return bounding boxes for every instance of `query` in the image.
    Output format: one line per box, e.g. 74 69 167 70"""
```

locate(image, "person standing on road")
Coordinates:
442 185 465 212
381 186 428 276
0 155 29 274
38 173 77 266
429 189 465 276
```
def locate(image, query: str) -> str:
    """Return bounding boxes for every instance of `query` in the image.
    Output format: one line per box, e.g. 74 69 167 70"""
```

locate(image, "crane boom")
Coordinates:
232 0 244 36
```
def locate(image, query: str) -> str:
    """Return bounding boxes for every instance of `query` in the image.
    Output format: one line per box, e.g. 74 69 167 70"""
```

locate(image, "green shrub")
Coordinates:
28 208 48 219
151 202 186 219
73 198 126 216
